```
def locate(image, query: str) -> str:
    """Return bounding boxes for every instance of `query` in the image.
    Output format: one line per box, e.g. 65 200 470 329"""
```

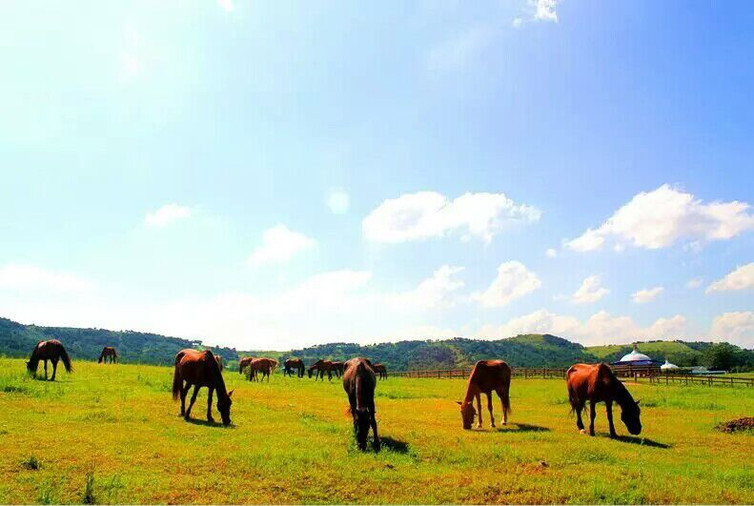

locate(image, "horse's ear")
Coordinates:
228 389 234 398
635 399 640 405
456 401 462 405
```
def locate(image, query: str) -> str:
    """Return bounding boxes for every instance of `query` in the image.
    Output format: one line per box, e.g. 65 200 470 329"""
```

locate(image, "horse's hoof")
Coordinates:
207 417 215 423
373 440 381 452
579 429 586 434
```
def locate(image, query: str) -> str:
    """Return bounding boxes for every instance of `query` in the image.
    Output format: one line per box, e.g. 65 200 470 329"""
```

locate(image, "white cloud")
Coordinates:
571 275 609 304
710 311 754 348
217 0 233 12
546 248 557 258
474 261 541 308
478 309 688 346
386 265 465 311
706 263 754 293
145 204 192 227
686 278 703 289
564 185 754 252
0 264 94 293
247 224 315 268
512 17 524 28
363 191 541 244
533 0 559 22
327 189 350 215
427 26 495 70
632 286 664 304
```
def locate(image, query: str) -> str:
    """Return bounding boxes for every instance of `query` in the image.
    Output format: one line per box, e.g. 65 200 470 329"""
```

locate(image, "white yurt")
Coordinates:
613 344 654 366
660 359 679 371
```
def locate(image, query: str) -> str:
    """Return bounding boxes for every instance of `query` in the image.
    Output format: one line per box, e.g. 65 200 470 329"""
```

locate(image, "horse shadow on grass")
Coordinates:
495 423 551 433
613 435 671 449
183 417 233 429
379 436 410 454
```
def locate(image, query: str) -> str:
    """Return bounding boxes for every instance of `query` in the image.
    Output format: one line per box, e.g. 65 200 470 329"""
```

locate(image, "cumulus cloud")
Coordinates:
474 261 541 308
710 311 754 348
247 224 315 268
386 265 465 311
546 248 557 258
0 264 94 293
145 203 192 227
327 189 350 215
571 275 609 304
632 286 664 304
564 185 754 252
706 263 754 293
533 0 560 22
363 191 541 244
478 309 688 346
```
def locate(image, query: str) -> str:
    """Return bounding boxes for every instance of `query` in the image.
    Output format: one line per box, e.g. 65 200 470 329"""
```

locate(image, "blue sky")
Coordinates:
1 0 753 350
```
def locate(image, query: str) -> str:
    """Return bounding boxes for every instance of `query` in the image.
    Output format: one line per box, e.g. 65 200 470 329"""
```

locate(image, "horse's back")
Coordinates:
567 363 614 400
469 360 511 391
342 358 376 394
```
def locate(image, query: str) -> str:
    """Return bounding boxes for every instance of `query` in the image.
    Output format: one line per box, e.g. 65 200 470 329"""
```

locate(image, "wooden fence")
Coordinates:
392 366 754 387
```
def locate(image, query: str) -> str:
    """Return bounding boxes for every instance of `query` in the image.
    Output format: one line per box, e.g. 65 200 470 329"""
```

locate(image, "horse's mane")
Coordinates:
27 341 44 371
610 373 637 409
204 350 229 396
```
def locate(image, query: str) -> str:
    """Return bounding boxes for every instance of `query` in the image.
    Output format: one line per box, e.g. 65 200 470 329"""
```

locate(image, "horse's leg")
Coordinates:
476 393 483 428
606 400 617 438
575 403 585 432
44 360 48 380
206 387 215 423
51 359 58 381
496 388 508 425
370 401 380 451
487 392 495 428
327 370 332 382
179 382 188 416
185 385 200 420
589 401 596 436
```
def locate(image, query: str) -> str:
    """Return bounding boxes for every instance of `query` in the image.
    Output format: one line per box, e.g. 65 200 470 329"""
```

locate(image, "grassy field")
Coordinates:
0 358 752 504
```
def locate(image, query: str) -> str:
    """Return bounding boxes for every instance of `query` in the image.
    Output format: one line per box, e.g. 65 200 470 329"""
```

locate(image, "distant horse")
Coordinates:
566 363 642 438
215 355 224 371
284 358 305 378
239 356 254 374
247 358 278 382
330 361 345 378
27 340 73 381
457 360 511 430
98 346 118 364
343 357 380 451
373 363 387 380
308 359 334 381
172 349 234 425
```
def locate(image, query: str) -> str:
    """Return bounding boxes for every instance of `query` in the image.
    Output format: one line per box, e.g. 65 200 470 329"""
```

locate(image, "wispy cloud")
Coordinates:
474 261 541 308
707 263 754 293
632 286 664 304
247 224 315 268
145 204 192 228
571 275 609 304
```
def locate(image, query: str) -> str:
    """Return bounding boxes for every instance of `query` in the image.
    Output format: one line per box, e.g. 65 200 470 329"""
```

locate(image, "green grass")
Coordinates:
0 358 752 504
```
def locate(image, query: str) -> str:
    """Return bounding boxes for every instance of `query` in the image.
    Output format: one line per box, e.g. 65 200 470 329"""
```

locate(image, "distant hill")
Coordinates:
1 316 752 371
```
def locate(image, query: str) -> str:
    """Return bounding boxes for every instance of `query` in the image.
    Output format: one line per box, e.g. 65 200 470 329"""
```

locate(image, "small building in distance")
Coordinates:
660 359 680 371
611 344 661 376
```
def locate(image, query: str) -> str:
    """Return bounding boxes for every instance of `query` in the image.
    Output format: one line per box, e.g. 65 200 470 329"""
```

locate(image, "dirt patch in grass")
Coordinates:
716 417 754 433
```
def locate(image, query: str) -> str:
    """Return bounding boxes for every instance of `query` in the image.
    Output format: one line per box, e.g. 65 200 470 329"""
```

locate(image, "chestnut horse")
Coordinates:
566 363 641 437
330 361 345 378
98 346 118 364
247 358 278 382
343 357 380 451
284 358 305 378
172 349 234 425
238 356 254 374
457 360 511 430
308 359 334 381
27 340 73 381
373 363 387 380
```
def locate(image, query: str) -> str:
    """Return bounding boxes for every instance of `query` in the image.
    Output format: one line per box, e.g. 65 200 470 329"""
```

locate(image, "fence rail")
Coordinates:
392 366 754 387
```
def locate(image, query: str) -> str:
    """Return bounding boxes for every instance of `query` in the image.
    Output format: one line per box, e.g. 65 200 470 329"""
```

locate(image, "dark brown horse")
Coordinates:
330 361 345 378
238 356 254 374
172 349 234 425
308 359 334 381
284 358 305 378
567 363 642 437
343 357 380 451
215 355 224 371
457 360 511 430
98 346 118 364
27 340 72 381
247 358 278 382
373 363 387 380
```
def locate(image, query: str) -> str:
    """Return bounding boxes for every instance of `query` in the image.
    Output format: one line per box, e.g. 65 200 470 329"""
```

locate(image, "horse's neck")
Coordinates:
611 378 634 408
462 383 479 405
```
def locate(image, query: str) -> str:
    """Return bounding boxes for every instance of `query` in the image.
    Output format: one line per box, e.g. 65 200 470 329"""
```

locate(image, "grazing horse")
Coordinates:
566 363 642 438
330 361 345 378
247 358 278 382
457 360 511 430
27 340 73 381
98 346 118 364
373 363 387 380
308 359 334 381
172 349 234 425
284 358 305 378
215 355 224 371
343 357 380 451
238 356 254 374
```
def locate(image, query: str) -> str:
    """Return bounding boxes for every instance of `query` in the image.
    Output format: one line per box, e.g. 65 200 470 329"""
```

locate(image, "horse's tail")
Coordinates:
59 346 73 373
270 359 278 373
172 354 184 400
354 362 366 413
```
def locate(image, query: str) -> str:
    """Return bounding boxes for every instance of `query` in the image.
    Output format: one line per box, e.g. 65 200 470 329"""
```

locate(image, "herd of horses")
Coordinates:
24 339 643 450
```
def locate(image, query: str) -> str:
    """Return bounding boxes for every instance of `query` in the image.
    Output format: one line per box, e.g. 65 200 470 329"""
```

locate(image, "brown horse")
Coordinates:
373 363 387 380
247 358 278 382
215 355 224 371
566 363 642 438
283 358 305 378
27 340 73 381
98 346 118 364
343 357 380 451
238 356 254 374
457 360 511 430
330 361 345 378
172 349 234 425
308 359 334 381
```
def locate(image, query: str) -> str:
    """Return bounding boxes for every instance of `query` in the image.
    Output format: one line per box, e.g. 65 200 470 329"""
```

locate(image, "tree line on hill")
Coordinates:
1 316 752 372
